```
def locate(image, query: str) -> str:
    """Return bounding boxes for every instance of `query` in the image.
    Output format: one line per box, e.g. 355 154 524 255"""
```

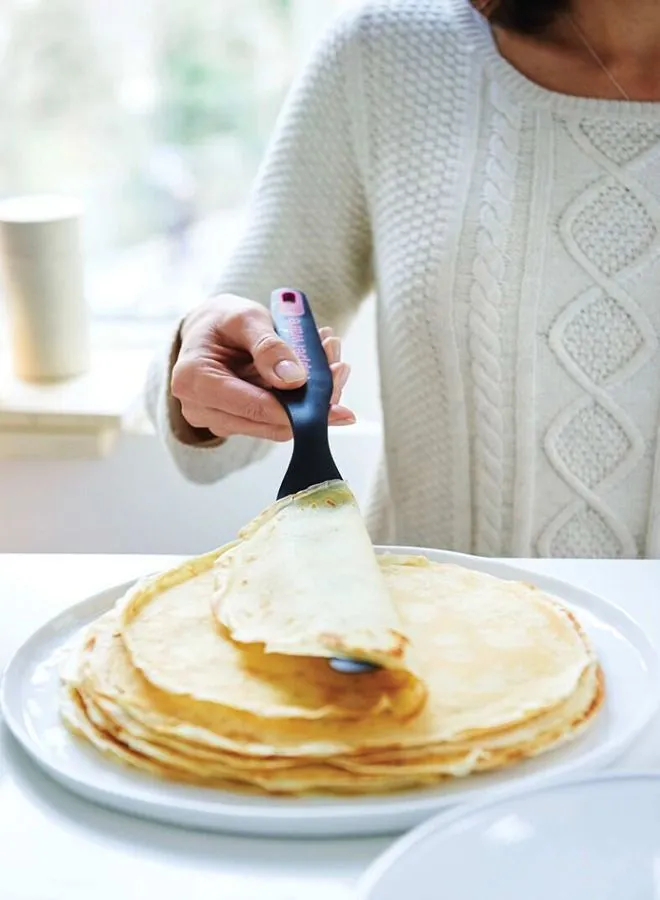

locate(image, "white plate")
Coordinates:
2 548 659 838
357 772 660 900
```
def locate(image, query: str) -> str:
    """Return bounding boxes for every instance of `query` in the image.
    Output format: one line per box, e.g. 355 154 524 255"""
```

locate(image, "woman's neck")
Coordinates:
560 0 660 66
491 0 660 101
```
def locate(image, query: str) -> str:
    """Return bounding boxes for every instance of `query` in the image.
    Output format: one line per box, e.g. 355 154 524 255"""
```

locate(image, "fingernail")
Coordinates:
335 415 356 426
274 359 306 383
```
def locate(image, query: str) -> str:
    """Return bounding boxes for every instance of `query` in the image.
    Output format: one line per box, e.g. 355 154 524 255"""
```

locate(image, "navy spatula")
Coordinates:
270 287 378 675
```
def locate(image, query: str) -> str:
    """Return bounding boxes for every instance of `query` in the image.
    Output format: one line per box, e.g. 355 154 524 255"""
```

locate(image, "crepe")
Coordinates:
211 482 409 668
119 551 424 722
60 545 604 796
63 668 602 794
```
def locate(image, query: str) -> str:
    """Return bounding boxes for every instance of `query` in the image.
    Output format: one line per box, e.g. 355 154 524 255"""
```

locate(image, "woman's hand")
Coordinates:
171 294 355 442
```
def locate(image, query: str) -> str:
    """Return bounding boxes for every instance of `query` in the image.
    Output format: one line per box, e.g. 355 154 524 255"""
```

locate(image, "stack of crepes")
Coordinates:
61 482 604 796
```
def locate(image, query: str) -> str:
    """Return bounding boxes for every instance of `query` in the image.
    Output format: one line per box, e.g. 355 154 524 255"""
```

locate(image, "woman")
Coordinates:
146 0 660 559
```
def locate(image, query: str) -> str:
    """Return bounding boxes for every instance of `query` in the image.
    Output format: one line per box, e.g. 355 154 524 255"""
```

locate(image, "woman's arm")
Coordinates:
146 11 372 484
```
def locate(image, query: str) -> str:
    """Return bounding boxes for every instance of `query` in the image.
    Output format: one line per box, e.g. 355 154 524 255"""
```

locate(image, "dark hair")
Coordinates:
486 0 570 33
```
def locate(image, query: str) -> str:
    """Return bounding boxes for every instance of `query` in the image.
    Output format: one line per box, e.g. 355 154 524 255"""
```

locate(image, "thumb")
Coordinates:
240 307 307 388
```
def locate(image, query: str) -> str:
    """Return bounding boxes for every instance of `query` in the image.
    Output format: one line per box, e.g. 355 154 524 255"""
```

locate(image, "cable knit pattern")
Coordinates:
146 0 660 558
469 83 520 557
541 120 660 558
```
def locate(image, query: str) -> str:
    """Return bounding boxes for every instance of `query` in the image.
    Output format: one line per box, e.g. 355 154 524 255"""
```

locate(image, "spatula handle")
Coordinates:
270 289 378 675
270 288 334 432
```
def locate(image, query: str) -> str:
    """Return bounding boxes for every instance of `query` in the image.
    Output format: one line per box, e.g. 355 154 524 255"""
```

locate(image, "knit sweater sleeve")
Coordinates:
145 12 373 485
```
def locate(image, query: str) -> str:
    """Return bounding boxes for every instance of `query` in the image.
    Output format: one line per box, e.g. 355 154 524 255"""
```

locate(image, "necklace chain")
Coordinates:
567 13 631 101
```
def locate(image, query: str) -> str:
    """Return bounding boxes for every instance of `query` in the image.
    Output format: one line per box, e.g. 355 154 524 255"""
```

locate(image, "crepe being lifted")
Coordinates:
211 481 410 669
118 549 424 722
60 546 604 796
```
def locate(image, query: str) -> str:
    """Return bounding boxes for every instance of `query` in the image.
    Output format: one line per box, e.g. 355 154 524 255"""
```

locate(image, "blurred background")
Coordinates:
0 0 360 323
0 0 380 554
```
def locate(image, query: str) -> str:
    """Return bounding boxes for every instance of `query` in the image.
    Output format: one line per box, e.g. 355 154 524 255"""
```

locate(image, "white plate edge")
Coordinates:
355 769 660 898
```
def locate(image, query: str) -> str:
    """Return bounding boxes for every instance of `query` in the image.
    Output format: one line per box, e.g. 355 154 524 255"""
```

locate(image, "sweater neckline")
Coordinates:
456 0 660 119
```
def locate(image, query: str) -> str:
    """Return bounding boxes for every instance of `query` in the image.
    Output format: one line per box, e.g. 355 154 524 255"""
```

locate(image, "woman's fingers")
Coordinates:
329 404 356 425
173 361 291 427
322 335 341 364
181 399 356 437
330 362 351 406
174 297 354 439
175 357 354 435
179 402 293 441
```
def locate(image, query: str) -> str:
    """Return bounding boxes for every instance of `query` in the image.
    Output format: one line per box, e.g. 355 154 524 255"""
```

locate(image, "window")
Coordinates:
0 0 356 323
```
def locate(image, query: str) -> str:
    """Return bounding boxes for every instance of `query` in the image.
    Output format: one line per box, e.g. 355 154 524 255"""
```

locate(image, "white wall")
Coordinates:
0 424 381 555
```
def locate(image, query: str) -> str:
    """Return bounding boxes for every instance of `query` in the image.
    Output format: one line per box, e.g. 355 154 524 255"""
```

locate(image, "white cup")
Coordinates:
0 194 91 382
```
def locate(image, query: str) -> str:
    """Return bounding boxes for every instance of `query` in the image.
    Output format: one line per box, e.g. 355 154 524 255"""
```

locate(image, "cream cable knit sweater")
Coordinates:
146 0 660 559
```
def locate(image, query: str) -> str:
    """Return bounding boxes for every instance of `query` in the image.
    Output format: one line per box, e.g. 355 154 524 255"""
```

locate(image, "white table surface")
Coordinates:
1 555 659 900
